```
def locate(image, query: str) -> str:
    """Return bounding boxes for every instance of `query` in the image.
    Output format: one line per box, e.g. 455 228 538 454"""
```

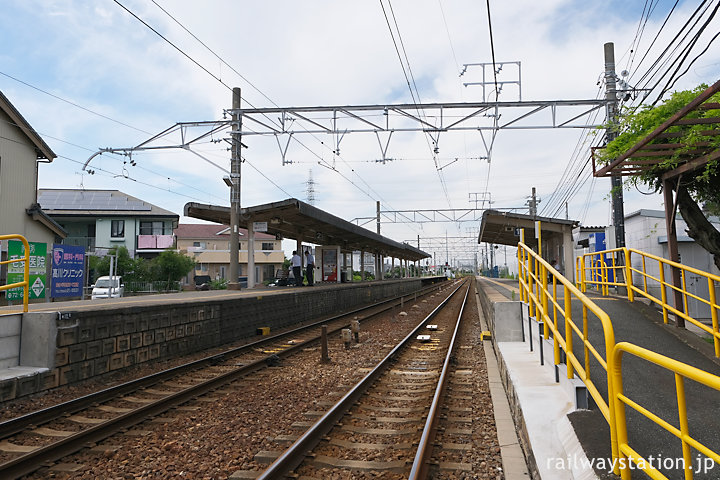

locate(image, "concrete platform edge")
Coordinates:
476 277 601 480
475 282 531 480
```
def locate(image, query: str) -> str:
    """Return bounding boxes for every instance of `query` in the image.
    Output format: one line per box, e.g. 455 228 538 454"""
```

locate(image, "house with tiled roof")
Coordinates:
175 223 284 284
38 189 178 259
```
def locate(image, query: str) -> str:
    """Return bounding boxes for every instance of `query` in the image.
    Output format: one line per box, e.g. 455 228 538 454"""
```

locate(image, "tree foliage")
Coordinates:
153 250 197 282
599 84 720 269
91 247 195 283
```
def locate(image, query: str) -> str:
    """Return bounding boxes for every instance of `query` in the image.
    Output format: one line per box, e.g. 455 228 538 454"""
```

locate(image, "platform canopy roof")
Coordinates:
478 209 578 248
184 198 430 261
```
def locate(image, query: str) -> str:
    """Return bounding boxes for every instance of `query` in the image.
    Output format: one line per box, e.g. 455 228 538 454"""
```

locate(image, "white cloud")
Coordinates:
2 0 718 262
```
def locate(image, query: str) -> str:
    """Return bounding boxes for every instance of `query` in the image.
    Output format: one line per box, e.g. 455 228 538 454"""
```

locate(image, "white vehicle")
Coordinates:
91 276 124 299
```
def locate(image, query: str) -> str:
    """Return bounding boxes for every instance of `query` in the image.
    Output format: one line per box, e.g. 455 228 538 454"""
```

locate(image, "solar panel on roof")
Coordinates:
38 191 151 211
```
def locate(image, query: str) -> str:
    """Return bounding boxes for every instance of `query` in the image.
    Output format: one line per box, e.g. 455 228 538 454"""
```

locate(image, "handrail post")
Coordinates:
564 285 574 380
543 264 550 340
709 279 719 357
553 278 560 366
22 237 29 312
624 248 634 302
517 246 523 302
660 263 669 324
681 270 689 320
674 374 693 479
0 234 31 313
609 346 625 478
529 253 535 319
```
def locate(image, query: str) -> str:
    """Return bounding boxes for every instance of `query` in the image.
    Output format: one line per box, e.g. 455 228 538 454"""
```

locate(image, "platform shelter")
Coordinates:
478 209 578 282
184 198 430 287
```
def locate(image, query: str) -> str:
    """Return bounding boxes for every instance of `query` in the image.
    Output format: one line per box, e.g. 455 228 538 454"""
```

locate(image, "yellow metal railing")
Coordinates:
611 342 720 479
0 234 30 312
518 241 620 461
576 247 631 296
578 247 720 357
520 240 720 477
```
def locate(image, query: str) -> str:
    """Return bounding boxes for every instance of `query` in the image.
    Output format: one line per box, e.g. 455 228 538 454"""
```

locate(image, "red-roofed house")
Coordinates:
175 223 284 285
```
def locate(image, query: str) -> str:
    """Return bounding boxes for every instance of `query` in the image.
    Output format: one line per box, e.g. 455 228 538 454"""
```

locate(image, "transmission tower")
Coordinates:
305 168 316 205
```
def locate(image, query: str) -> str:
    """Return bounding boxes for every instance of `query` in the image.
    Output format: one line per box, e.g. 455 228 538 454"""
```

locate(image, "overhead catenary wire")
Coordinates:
652 0 720 102
380 0 453 208
57 154 218 203
131 0 417 227
0 115 226 202
628 0 716 107
0 70 153 135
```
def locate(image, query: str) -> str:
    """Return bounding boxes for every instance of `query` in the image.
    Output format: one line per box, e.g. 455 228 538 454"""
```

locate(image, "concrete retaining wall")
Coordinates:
0 314 21 369
0 278 437 402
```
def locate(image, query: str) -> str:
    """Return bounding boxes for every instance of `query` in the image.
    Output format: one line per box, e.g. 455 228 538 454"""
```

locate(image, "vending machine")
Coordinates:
588 232 614 283
317 246 341 283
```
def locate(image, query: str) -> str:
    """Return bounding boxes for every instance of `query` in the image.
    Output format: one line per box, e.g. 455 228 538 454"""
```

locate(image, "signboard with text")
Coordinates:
51 244 85 298
6 240 47 300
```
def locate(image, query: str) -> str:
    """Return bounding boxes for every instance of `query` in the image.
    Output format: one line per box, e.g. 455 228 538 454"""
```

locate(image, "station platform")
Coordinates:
476 276 720 480
0 277 443 401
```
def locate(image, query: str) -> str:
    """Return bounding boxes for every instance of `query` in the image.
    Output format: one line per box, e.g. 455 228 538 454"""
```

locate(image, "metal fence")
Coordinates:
123 281 182 294
577 247 720 357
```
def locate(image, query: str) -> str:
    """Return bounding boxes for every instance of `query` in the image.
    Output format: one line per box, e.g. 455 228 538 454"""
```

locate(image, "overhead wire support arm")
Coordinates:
227 99 609 136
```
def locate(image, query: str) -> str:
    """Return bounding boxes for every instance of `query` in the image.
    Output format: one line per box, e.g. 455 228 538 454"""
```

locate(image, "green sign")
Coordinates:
6 240 47 300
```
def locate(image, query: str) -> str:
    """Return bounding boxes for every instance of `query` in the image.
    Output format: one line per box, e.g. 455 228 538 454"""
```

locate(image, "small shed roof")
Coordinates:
184 198 430 261
478 209 578 248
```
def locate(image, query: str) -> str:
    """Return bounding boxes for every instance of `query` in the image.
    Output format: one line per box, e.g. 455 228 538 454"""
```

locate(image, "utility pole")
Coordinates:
445 231 449 271
605 43 625 248
228 87 242 290
527 187 539 217
376 201 381 234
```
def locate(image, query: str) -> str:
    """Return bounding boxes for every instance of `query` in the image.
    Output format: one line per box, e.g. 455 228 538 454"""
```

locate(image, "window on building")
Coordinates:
111 220 125 238
140 221 165 235
193 241 206 249
261 242 275 250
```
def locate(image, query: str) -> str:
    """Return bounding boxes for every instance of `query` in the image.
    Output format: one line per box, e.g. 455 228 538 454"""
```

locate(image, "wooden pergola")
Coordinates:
593 79 720 327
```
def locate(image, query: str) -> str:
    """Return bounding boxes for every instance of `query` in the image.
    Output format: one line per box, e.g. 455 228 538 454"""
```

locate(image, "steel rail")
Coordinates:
0 283 447 479
0 282 441 440
256 278 469 480
408 281 471 479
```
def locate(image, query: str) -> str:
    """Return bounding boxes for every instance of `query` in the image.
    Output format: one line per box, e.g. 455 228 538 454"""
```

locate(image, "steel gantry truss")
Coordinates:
83 98 608 170
351 207 524 227
352 208 487 226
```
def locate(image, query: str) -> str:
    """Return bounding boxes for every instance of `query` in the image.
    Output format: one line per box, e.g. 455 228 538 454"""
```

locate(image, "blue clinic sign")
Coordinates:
51 244 85 298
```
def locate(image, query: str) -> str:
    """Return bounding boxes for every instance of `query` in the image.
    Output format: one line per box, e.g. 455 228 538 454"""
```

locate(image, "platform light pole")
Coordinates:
228 87 242 290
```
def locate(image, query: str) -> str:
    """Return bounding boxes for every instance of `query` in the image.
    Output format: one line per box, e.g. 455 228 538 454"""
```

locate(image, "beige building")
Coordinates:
0 91 66 247
175 223 284 285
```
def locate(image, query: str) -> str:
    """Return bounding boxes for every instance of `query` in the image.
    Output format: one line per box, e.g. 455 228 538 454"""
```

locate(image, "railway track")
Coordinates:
253 278 473 479
0 282 450 479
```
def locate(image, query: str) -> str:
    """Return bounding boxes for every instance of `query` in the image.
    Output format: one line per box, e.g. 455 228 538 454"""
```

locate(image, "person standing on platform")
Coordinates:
305 249 315 286
291 251 303 286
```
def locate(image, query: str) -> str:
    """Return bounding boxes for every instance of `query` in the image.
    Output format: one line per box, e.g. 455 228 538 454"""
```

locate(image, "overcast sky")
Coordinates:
2 1 719 265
